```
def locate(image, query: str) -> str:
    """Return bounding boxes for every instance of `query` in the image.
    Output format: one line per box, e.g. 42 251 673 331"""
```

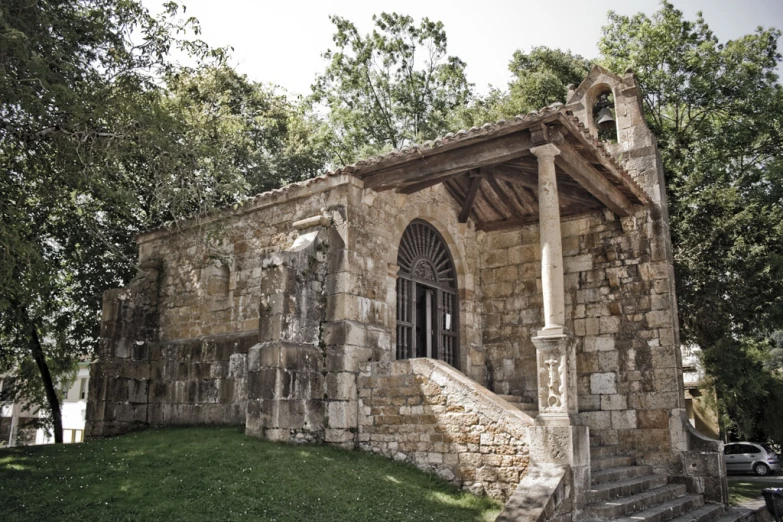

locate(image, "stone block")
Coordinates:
327 400 358 429
600 394 627 411
584 336 614 353
611 410 637 430
590 373 617 394
637 409 669 429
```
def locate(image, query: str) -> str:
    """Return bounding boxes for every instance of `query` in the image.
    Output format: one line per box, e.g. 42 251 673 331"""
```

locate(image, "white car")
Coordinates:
724 442 781 476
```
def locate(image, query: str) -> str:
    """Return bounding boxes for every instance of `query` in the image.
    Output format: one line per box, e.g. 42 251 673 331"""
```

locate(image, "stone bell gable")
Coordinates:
88 66 739 520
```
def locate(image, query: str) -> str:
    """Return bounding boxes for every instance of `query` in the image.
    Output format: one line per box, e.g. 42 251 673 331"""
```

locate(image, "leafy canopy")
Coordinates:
452 46 591 129
312 13 472 165
0 0 326 440
600 1 783 442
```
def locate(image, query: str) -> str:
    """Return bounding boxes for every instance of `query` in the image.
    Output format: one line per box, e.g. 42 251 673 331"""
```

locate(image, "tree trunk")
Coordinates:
27 317 63 444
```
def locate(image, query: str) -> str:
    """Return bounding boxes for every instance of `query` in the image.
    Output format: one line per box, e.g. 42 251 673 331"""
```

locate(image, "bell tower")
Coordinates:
565 65 668 210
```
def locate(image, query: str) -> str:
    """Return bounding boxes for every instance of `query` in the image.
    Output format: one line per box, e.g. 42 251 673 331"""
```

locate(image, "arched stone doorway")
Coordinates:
395 219 459 368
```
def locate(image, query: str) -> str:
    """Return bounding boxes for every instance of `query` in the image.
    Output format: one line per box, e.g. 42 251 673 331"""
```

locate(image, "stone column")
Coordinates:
528 142 589 515
530 143 577 425
531 143 565 334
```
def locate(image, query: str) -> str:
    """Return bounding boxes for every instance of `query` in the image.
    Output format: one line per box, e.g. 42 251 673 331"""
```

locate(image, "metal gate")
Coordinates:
395 220 459 368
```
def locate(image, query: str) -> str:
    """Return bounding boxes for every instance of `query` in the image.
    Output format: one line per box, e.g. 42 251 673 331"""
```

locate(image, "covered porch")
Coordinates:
336 105 649 425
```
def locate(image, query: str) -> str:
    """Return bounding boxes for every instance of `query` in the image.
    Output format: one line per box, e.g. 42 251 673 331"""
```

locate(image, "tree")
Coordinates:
311 13 472 165
451 47 591 129
599 1 783 443
166 66 328 195
0 0 325 442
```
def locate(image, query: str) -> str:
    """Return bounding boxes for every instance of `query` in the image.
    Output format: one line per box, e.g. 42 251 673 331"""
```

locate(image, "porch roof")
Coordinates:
330 104 650 231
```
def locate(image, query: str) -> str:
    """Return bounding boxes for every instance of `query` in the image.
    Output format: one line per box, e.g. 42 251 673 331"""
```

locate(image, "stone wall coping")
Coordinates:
135 174 359 244
368 358 536 428
496 463 568 522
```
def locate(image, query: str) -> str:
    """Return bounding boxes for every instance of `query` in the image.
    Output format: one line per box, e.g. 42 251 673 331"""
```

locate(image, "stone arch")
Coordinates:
386 211 469 293
393 218 460 368
382 205 473 371
584 82 618 140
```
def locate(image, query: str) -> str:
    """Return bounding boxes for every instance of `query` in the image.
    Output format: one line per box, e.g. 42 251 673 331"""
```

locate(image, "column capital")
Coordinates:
530 143 561 159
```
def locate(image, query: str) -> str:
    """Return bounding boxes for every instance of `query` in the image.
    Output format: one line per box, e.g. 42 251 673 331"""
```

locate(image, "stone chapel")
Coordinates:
87 66 737 520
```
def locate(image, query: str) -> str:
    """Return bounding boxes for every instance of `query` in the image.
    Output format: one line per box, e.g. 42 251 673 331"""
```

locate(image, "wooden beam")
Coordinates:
364 132 533 191
476 215 539 232
557 118 650 204
486 175 525 218
396 170 465 194
555 142 635 217
459 175 483 223
489 166 600 207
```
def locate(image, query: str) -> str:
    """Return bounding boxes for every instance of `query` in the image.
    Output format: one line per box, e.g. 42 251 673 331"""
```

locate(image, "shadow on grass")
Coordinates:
0 426 501 521
729 479 782 506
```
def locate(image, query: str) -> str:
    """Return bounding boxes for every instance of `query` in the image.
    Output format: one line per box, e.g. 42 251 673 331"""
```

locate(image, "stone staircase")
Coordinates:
583 445 749 522
497 394 539 418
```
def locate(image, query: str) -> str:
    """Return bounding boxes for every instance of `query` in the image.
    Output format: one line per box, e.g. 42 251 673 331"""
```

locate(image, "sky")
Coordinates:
140 0 783 96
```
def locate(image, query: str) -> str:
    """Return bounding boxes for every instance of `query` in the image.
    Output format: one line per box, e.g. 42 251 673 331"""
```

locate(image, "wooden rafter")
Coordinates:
458 174 483 223
488 166 601 208
397 171 465 194
486 175 525 218
555 142 635 217
364 133 533 191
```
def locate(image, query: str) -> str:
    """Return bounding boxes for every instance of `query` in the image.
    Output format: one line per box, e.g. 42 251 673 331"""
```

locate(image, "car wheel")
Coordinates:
754 462 771 476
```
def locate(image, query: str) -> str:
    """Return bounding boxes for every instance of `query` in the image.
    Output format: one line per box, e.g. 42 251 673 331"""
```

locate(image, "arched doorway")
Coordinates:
395 220 459 368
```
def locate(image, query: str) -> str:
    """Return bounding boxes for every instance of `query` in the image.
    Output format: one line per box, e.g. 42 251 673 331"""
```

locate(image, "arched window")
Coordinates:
395 220 459 368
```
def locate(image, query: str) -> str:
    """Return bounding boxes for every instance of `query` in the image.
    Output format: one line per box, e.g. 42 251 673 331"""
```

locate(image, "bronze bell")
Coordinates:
596 107 615 130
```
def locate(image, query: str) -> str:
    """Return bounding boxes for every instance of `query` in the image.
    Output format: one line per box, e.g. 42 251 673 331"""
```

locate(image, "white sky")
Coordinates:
141 0 783 96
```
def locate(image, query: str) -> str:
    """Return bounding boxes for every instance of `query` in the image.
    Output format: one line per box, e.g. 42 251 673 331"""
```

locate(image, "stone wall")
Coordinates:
348 184 485 382
87 261 160 438
245 227 331 443
139 176 355 342
357 358 534 501
87 176 358 438
147 332 255 426
480 204 684 469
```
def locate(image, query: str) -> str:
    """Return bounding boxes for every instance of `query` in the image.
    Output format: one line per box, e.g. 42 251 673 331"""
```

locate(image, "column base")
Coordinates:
532 331 578 419
535 325 569 338
535 413 580 427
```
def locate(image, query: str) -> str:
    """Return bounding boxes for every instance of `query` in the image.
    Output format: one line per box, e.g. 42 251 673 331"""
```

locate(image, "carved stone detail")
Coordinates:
532 333 577 423
413 260 436 281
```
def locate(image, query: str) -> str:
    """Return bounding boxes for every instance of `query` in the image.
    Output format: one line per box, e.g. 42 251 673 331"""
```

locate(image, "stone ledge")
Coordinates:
496 463 569 522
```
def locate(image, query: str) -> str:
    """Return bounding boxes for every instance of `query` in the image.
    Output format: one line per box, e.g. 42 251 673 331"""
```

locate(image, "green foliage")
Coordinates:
452 46 591 128
506 47 592 114
312 13 472 165
0 0 326 440
599 1 783 444
0 427 501 521
166 66 328 195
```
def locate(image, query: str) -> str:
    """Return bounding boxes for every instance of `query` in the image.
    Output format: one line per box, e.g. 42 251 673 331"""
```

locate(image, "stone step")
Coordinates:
592 455 634 472
590 445 623 458
588 474 669 503
713 507 759 522
592 465 655 485
585 484 688 519
611 494 705 522
514 402 539 412
669 503 726 522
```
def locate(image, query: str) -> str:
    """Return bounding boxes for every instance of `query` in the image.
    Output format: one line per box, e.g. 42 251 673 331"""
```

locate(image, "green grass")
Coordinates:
0 426 501 521
728 479 781 506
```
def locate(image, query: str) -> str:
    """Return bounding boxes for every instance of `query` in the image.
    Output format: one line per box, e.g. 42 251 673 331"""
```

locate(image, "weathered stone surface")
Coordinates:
86 64 726 522
357 359 533 501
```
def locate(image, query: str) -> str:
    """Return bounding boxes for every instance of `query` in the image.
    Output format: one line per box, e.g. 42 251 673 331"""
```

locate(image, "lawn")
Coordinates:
728 479 782 506
0 426 501 521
